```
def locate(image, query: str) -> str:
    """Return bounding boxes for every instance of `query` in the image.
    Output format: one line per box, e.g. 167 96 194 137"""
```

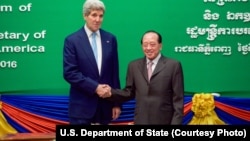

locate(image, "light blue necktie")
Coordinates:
91 32 98 62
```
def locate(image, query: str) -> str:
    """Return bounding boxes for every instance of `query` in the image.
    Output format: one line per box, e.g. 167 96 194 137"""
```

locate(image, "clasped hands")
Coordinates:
96 84 112 98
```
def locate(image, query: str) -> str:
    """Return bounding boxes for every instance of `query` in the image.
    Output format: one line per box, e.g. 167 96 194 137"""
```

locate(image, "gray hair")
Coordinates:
82 0 105 15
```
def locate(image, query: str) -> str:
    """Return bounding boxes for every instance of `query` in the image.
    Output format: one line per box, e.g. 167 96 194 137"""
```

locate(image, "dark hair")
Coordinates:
140 30 162 44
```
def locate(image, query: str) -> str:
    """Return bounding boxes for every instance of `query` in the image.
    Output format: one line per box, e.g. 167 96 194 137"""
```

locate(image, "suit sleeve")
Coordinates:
171 61 184 124
63 37 98 95
109 63 135 103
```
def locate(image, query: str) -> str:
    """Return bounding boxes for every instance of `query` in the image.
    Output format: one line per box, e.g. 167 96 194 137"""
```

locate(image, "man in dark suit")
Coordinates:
63 0 121 125
102 30 184 125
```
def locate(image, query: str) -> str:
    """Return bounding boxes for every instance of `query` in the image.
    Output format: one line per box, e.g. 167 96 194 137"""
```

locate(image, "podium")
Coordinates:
0 133 55 141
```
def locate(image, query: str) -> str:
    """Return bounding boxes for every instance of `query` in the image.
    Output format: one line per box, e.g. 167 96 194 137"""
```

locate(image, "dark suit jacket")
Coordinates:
111 55 184 125
63 27 120 123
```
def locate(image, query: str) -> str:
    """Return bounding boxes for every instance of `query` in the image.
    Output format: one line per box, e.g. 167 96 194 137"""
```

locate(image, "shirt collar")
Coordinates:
147 53 161 65
84 24 100 38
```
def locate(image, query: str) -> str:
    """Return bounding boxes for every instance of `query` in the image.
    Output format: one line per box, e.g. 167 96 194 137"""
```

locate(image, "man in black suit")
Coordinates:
63 0 121 125
102 30 184 125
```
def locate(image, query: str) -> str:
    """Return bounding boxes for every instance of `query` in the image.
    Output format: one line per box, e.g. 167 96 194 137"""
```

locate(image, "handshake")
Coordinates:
96 84 112 98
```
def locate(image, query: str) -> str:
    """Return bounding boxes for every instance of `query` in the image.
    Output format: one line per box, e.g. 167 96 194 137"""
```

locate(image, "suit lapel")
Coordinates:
138 58 148 82
80 28 99 75
99 30 109 76
152 56 167 78
138 56 167 82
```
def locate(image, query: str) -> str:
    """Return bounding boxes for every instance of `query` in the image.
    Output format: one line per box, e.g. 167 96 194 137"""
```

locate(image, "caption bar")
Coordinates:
56 125 249 140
